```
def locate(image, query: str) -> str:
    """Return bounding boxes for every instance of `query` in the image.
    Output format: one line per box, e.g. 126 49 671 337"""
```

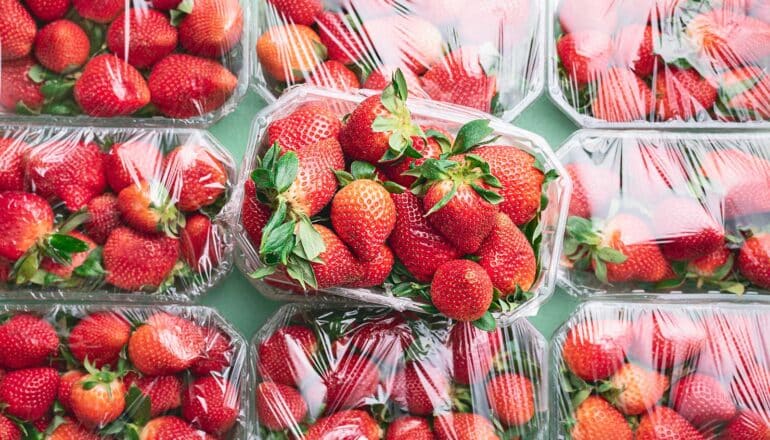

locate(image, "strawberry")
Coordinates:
68 312 130 368
386 416 433 440
34 20 90 74
613 25 657 77
74 54 151 117
671 373 736 426
722 411 770 439
687 10 770 71
380 128 444 187
0 367 59 421
322 353 379 412
190 327 232 375
105 141 163 193
738 233 770 289
48 418 99 440
362 15 443 75
0 415 20 440
241 179 271 249
316 11 364 64
449 322 501 385
478 213 537 294
267 0 322 26
307 60 360 91
343 313 413 362
363 65 426 97
256 381 308 431
392 361 451 416
651 196 725 261
266 103 341 154
125 373 183 417
0 57 44 112
164 144 228 212
730 365 770 410
301 224 363 289
592 67 654 122
565 162 620 219
178 0 243 57
84 194 122 245
72 0 123 23
181 214 219 273
0 0 36 60
434 412 499 440
421 47 498 113
306 410 380 440
557 31 613 86
58 370 85 412
257 325 317 387
256 24 325 82
430 259 494 322
181 375 239 434
0 138 27 191
630 311 706 370
117 181 184 235
571 396 633 440
607 362 669 415
0 314 58 369
140 415 217 440
636 406 704 440
351 244 394 287
149 54 237 118
103 227 179 291
486 373 535 427
39 230 97 279
0 192 54 261
127 313 205 376
24 0 71 21
107 9 178 69
716 67 770 121
697 313 757 379
558 0 618 33
621 142 690 204
152 0 182 9
698 147 770 218
655 68 717 120
562 319 632 381
70 367 126 429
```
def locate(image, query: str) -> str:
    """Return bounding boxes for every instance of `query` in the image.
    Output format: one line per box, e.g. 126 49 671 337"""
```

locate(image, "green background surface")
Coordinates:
203 91 582 342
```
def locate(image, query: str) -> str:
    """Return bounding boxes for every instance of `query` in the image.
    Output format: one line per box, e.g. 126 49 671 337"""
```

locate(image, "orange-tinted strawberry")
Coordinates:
267 0 322 26
257 325 317 387
671 373 736 426
74 54 151 117
592 67 654 122
306 410 380 440
117 181 183 235
687 10 770 71
422 47 498 113
738 233 770 289
0 414 21 439
0 367 59 421
0 138 28 191
636 406 704 440
34 20 89 74
240 179 271 249
181 375 239 434
39 230 97 279
140 415 217 440
655 68 717 121
24 0 71 22
431 259 494 322
651 196 725 261
163 144 227 211
72 0 122 23
562 319 632 381
70 370 126 429
178 0 243 57
68 312 130 369
486 373 535 427
392 361 451 416
128 313 204 376
266 103 341 154
84 194 121 245
257 24 325 82
256 381 308 431
58 370 85 412
107 9 178 69
307 60 360 91
565 162 620 219
0 192 54 261
386 416 433 440
351 244 394 287
557 31 613 86
0 0 36 61
630 311 706 370
571 396 633 440
103 227 179 291
190 327 232 376
180 214 220 273
613 25 657 77
316 11 364 64
607 363 669 415
434 412 499 440
0 57 44 112
105 141 163 193
0 314 58 369
558 0 618 33
722 410 770 439
47 418 98 440
322 353 379 412
478 213 537 294
125 373 182 417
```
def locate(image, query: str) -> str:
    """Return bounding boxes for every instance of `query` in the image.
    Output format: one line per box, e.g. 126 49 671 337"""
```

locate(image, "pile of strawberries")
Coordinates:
555 0 770 123
0 0 243 119
0 129 232 296
256 0 535 115
255 306 545 439
238 72 561 329
0 307 245 439
563 135 770 294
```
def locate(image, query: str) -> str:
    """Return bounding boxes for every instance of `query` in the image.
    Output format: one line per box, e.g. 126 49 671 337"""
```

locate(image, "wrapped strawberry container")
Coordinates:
549 0 770 127
252 0 544 120
0 302 251 439
230 82 570 327
254 304 548 439
559 130 770 297
0 123 236 301
0 0 249 126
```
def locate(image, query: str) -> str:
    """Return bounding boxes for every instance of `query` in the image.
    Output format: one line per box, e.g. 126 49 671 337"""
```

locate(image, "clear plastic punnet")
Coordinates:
0 0 249 126
252 0 544 121
229 83 571 325
548 0 770 127
253 304 548 439
559 130 770 297
0 123 236 301
552 299 770 439
0 302 251 439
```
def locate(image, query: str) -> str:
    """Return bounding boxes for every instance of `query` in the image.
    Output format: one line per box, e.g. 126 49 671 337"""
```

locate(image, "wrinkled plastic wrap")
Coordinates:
230 85 570 321
253 0 544 120
0 123 235 301
549 0 770 127
0 0 249 126
254 304 548 439
559 130 770 296
0 302 250 439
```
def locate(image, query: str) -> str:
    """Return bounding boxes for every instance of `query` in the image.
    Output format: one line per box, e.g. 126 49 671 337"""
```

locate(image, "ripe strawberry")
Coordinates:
0 259 9 283
0 57 44 112
256 382 308 431
558 0 618 33
307 60 360 91
152 0 181 9
386 416 433 440
117 181 183 235
434 412 499 440
0 138 27 191
722 410 770 439
697 313 757 379
39 230 97 279
0 192 53 261
163 144 227 212
182 376 240 434
422 47 498 113
140 415 216 440
363 65 426 97
478 213 537 294
306 410 380 440
48 418 99 440
68 312 130 368
562 319 632 381
486 373 535 427
258 325 317 387
630 311 706 370
241 179 271 249
0 415 20 440
266 103 341 154
85 194 122 245
34 20 90 74
671 373 736 426
72 0 123 23
180 214 219 273
125 373 183 417
104 141 163 193
651 196 725 261
449 322 501 385
70 369 126 429
613 25 657 77
0 0 36 60
107 9 178 69
392 362 451 416
103 227 180 291
557 31 613 86
190 327 231 375
58 370 85 412
592 67 654 122
24 0 71 21
127 313 205 376
571 396 633 440
178 0 243 57
608 363 669 415
256 24 325 82
380 129 443 187
738 233 770 289
730 365 770 410
431 259 494 322
716 67 770 121
655 68 717 120
300 224 363 289
351 244 394 287
267 0 322 26
566 162 619 218
74 54 151 117
149 54 237 118
0 314 58 369
316 11 364 64
0 367 59 421
322 353 379 411
362 15 443 75
636 406 704 440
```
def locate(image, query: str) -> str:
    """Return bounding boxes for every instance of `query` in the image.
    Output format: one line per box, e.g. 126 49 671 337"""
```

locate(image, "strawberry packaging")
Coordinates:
0 124 236 301
559 130 770 297
253 304 548 439
252 0 544 121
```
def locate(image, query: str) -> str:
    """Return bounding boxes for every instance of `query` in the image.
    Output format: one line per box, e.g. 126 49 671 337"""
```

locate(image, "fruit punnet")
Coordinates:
236 73 568 329
0 304 248 439
254 0 542 120
560 131 770 296
254 304 547 439
0 125 235 300
553 301 770 439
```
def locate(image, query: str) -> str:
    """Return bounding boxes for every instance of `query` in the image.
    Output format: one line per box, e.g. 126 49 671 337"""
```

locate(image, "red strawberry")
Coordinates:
140 415 217 440
0 414 21 440
477 213 537 294
738 233 770 289
380 129 443 187
306 410 380 440
655 68 717 120
0 138 28 191
181 214 220 273
152 0 182 9
392 362 451 416
128 313 205 376
351 244 394 288
0 57 44 112
722 411 770 439
107 9 178 69
434 412 499 440
24 0 71 21
39 230 96 279
362 15 443 75
117 181 183 235
48 418 99 440
74 54 151 117
302 224 363 289
0 314 58 369
697 313 757 379
266 103 341 154
571 396 633 440
557 31 613 86
0 0 36 60
103 227 179 291
267 0 322 26
565 162 620 218
68 312 130 368
257 325 317 387
449 322 502 385
178 0 243 57
386 416 433 440
34 20 90 74
316 11 364 64
562 319 632 381
307 60 360 91
630 311 706 370
190 328 232 375
105 141 163 193
651 196 725 261
72 0 123 23
85 194 122 245
421 47 498 113
322 353 379 411
240 179 271 249
181 376 239 434
256 382 308 431
0 367 59 421
613 25 657 77
0 192 53 261
592 67 654 122
486 373 535 427
558 0 618 33
58 370 85 412
671 373 736 426
636 406 705 440
70 370 126 429
164 144 227 212
608 362 670 415
363 65 426 97
430 259 494 322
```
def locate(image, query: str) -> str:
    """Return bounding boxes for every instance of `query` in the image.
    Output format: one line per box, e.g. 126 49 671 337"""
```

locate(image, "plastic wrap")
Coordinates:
253 304 548 439
548 0 770 127
229 84 570 324
0 123 235 301
0 0 249 126
253 0 544 121
559 130 770 297
0 302 250 439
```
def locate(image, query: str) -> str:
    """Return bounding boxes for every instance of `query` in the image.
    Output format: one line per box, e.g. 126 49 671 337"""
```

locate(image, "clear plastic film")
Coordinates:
253 0 544 121
0 123 236 301
549 0 770 127
0 0 249 126
559 130 770 297
253 304 548 439
0 302 251 439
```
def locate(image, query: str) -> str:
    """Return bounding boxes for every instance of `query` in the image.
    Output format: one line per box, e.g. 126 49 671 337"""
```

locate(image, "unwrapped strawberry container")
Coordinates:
0 0 249 126
548 0 770 127
253 304 548 439
252 0 544 121
559 130 770 297
552 299 770 439
230 84 570 325
0 123 236 301
0 302 251 439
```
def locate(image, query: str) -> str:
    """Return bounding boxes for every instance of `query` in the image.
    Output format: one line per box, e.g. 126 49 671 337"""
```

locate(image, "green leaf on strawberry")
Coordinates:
472 311 496 332
372 70 426 163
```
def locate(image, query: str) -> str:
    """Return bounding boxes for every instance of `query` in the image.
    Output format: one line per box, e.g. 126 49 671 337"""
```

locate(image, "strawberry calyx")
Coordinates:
333 161 405 194
564 216 628 284
80 358 127 400
170 0 195 26
656 254 746 294
371 70 426 163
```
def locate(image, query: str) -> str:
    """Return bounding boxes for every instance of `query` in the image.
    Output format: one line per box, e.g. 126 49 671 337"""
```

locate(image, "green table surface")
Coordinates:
203 91 582 342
